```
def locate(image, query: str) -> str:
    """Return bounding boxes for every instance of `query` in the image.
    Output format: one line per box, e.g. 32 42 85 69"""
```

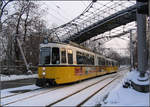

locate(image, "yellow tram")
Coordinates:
36 42 119 87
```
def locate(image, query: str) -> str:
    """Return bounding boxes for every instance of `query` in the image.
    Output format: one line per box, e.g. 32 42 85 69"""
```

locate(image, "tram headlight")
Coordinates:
42 72 46 76
42 67 46 71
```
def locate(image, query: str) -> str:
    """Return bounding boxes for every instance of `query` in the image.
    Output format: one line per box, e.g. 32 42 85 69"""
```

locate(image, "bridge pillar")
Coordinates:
130 1 149 93
137 6 147 77
148 0 150 70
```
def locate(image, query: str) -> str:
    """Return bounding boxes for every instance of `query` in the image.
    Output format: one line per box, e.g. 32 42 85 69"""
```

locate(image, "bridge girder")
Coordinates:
64 5 137 43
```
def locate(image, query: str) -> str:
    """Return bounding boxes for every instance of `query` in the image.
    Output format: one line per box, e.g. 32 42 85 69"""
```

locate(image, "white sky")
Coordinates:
39 1 91 27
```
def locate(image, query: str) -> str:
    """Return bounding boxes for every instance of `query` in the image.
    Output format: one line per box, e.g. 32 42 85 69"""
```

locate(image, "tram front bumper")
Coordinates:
36 78 56 87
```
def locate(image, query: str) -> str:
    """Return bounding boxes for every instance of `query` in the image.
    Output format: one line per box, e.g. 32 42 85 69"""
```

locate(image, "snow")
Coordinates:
1 73 116 106
101 69 150 106
0 74 38 82
123 69 150 85
1 68 149 106
53 78 114 106
102 83 149 106
82 69 129 106
119 65 129 69
1 85 40 98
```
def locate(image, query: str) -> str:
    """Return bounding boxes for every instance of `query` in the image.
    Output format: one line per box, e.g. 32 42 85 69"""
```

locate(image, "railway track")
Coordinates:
1 73 118 106
46 75 119 106
1 86 66 106
77 77 119 106
0 87 42 99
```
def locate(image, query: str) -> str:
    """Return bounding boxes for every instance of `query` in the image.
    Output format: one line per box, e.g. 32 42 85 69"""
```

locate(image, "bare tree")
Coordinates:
106 50 121 61
0 1 49 74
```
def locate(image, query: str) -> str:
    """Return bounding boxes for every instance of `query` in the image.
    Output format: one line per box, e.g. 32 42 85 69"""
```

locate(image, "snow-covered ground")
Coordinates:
1 73 117 106
1 85 40 98
53 77 115 106
0 74 38 81
119 65 129 69
1 68 148 106
101 83 149 106
101 69 150 106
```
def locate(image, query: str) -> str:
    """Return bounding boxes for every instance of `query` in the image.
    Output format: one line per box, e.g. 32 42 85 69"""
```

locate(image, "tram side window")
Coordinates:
108 61 110 66
52 47 60 64
99 57 103 66
117 62 119 66
68 49 73 64
61 48 66 64
76 52 82 64
90 55 95 65
115 62 117 66
105 60 108 66
40 47 51 65
76 51 95 65
109 61 111 66
112 62 114 66
114 62 116 66
86 54 90 65
101 58 105 66
98 57 101 65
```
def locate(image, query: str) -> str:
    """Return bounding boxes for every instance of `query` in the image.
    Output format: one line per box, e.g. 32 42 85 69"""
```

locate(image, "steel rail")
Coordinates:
2 86 66 106
46 75 117 107
77 76 119 106
0 87 42 99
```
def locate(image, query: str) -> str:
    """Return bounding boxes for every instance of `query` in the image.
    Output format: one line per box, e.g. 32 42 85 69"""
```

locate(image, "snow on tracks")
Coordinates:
1 73 118 106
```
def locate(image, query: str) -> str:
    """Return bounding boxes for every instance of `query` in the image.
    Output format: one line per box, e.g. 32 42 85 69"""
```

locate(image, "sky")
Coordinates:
39 1 91 27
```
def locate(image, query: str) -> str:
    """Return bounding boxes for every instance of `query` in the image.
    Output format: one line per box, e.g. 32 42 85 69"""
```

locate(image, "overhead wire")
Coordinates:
51 1 73 21
50 1 94 30
44 2 70 25
49 5 71 21
48 12 66 24
80 0 89 9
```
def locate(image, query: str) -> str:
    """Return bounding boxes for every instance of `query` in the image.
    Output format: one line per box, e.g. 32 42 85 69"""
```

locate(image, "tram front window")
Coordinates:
40 47 51 65
52 47 60 64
